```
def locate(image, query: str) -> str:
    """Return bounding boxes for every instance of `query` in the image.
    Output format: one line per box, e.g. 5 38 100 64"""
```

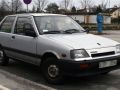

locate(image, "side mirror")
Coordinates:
85 29 90 34
23 23 37 37
75 20 80 24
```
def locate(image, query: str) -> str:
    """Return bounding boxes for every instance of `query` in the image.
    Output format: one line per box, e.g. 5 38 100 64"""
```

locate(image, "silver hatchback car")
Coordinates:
0 13 120 84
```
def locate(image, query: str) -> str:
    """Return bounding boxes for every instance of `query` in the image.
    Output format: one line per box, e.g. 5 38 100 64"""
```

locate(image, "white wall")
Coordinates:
88 15 96 23
69 15 84 23
69 15 111 24
104 16 111 24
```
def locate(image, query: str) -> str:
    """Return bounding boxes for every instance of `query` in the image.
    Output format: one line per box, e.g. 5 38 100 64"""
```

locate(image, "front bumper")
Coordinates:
58 55 120 77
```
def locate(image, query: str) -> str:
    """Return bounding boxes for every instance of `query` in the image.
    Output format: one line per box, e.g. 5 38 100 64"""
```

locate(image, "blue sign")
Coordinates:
23 0 32 4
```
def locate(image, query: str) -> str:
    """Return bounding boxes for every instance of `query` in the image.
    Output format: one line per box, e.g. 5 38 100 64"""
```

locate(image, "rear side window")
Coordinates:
0 16 15 33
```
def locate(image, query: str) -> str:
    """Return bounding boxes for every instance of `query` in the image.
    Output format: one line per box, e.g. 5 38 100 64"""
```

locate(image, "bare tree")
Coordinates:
100 0 108 10
78 0 93 24
2 0 23 14
60 0 73 10
0 0 10 20
32 5 36 13
79 0 93 12
34 0 48 12
0 0 10 11
10 0 23 13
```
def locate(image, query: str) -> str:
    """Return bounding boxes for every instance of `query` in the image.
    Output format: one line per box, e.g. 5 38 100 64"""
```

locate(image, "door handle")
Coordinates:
11 36 15 39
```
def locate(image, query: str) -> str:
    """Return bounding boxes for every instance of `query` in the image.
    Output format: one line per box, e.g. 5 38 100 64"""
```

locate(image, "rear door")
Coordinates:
9 16 38 65
0 16 16 55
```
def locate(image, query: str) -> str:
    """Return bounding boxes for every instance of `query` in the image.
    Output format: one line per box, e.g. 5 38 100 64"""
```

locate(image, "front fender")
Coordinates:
42 50 61 59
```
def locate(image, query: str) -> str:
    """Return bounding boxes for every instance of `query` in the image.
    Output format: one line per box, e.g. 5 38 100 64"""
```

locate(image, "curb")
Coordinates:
0 69 56 90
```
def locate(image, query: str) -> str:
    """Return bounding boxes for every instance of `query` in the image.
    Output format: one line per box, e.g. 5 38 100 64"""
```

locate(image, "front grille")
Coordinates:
91 51 115 58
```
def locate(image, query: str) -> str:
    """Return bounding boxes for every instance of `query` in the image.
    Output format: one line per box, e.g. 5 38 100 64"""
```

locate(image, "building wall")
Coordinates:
111 9 120 18
69 15 111 24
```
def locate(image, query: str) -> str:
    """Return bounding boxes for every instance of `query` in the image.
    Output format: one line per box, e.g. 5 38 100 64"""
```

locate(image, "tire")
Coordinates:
0 47 9 66
41 57 64 84
101 71 110 75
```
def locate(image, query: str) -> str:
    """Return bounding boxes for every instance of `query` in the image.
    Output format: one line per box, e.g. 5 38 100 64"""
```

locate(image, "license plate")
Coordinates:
99 60 117 68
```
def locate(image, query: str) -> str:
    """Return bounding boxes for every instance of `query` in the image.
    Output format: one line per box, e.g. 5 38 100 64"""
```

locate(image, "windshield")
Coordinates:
34 16 85 34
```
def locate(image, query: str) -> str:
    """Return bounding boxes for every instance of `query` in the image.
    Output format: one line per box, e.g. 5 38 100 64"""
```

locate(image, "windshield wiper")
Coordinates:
43 31 61 34
63 29 80 34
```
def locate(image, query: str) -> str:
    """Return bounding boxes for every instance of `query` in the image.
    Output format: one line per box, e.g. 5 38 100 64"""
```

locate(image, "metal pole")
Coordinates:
109 0 110 15
12 0 13 13
27 4 29 13
109 0 110 9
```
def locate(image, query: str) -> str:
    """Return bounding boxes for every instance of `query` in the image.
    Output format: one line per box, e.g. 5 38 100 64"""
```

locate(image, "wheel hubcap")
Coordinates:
48 65 59 78
0 51 3 60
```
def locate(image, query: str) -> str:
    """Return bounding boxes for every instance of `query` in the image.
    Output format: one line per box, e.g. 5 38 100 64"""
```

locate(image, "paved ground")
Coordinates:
0 61 55 90
91 30 120 42
0 30 120 90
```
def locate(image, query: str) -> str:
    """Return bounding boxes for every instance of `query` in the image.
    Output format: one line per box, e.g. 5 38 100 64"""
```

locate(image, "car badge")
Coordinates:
97 43 101 46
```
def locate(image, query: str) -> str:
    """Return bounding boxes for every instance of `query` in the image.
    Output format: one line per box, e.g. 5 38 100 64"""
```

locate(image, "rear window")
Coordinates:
0 16 16 33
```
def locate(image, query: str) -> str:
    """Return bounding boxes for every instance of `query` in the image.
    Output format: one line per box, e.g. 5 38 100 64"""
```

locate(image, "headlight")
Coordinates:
70 49 89 59
116 45 120 53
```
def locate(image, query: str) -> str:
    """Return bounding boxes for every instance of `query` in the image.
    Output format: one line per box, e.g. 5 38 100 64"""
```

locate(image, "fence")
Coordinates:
81 24 120 30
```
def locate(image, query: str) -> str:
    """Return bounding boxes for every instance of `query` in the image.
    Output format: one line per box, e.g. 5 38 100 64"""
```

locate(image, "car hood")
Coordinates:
44 33 119 49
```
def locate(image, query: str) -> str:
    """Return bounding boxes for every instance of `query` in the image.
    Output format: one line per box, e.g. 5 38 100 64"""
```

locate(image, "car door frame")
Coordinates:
9 15 41 65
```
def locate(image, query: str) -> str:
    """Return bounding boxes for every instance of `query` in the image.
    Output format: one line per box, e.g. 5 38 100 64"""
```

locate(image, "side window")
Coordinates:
0 16 15 33
15 17 34 36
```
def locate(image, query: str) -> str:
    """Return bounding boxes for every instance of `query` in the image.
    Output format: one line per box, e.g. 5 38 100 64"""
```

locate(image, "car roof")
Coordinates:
7 13 66 17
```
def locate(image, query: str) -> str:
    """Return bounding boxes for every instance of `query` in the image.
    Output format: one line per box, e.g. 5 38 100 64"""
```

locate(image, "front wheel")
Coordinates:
0 48 9 66
101 71 110 75
41 57 64 84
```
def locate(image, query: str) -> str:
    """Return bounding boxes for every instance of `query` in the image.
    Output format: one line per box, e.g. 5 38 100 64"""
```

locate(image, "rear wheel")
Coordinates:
0 48 9 66
41 57 64 84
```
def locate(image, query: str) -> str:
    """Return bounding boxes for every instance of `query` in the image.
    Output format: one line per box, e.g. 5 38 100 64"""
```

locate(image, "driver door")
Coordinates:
9 16 37 64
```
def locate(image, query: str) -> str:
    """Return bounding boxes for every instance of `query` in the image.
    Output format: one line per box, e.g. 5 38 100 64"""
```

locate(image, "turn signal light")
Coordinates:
80 64 90 69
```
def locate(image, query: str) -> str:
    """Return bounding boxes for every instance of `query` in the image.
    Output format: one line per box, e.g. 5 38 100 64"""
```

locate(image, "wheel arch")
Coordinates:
40 52 60 66
0 44 2 49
